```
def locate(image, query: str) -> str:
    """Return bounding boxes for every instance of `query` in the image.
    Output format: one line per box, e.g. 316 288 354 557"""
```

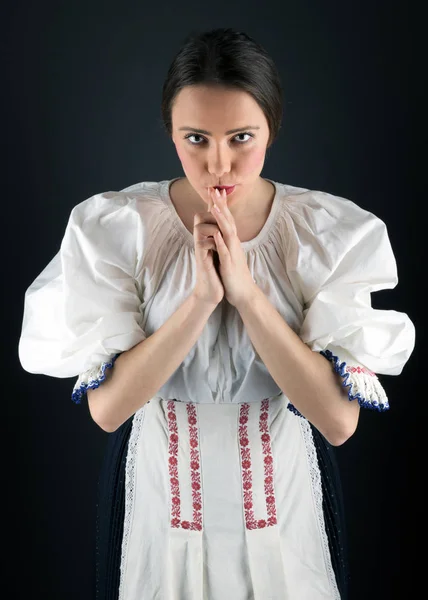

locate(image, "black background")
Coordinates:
4 1 423 598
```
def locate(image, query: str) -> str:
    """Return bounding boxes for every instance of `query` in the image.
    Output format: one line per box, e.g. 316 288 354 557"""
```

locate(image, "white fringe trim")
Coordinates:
321 347 390 411
71 353 119 404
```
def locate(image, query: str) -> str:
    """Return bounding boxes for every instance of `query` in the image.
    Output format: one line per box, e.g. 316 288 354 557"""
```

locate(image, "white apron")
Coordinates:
118 394 340 600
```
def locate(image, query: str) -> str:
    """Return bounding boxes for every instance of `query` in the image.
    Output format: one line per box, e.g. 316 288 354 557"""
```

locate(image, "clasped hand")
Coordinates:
208 187 258 308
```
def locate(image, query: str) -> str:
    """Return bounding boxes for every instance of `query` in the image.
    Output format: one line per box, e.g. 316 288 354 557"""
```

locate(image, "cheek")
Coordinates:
175 144 196 171
242 149 265 174
175 144 185 163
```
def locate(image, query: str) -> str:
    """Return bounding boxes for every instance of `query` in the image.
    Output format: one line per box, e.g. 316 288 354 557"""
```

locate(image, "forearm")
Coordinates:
88 293 216 432
236 287 360 445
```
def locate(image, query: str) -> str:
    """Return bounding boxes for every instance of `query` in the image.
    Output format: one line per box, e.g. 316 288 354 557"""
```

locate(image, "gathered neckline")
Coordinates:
160 177 282 252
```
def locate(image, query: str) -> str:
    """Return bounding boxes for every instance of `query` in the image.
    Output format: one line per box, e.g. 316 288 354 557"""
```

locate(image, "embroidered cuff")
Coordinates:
286 401 305 418
320 347 389 411
286 345 390 417
71 353 120 404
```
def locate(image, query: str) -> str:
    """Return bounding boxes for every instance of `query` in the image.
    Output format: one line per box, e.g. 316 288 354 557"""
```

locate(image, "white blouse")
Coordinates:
18 178 416 599
18 177 415 410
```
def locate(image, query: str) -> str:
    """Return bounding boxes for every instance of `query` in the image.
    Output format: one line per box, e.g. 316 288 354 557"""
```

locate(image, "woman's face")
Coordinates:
171 85 270 207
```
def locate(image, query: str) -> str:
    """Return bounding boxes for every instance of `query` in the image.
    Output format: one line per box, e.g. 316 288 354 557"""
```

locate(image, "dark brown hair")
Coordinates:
161 28 284 148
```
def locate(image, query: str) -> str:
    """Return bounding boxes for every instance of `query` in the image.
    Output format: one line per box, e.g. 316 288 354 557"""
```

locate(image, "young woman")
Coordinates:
18 27 415 599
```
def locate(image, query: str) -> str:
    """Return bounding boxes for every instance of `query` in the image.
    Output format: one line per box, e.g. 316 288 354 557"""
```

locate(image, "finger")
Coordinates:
208 187 217 211
195 222 222 238
194 212 218 224
213 187 226 203
218 188 231 214
196 238 217 251
209 188 224 217
211 188 232 223
214 230 226 256
215 230 223 245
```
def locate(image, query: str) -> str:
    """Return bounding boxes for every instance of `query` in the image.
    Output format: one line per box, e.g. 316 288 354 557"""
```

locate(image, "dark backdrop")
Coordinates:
4 1 422 599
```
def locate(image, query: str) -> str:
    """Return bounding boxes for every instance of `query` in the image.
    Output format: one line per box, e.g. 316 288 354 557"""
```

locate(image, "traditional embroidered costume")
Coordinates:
19 178 415 599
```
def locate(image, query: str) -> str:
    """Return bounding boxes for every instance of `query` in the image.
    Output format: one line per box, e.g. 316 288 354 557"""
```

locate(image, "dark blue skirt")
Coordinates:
94 416 350 599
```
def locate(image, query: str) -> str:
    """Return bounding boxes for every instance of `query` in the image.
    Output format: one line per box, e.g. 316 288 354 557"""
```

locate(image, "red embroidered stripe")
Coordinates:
167 400 203 531
167 398 277 532
345 365 376 376
239 399 277 530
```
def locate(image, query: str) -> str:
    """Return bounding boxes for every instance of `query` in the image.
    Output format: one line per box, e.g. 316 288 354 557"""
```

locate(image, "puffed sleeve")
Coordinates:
18 192 147 404
283 189 415 415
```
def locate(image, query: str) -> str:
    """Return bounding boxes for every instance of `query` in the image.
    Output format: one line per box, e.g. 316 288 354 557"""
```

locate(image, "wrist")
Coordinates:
190 291 220 313
234 283 261 312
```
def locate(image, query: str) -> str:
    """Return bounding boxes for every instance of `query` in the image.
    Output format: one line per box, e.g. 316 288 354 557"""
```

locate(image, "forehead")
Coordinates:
172 85 265 125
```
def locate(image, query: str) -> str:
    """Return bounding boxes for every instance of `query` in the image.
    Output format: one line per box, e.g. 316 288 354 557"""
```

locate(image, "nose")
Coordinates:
207 144 231 179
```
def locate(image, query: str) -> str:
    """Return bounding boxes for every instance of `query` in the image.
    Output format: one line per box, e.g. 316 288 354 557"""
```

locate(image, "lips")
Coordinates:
213 185 236 196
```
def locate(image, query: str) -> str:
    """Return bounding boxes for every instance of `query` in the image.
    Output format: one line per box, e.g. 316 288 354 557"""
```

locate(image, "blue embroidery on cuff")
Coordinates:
320 349 390 412
71 353 120 404
286 402 305 418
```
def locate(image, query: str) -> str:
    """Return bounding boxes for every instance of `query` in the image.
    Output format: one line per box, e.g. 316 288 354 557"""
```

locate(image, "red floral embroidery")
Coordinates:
167 398 277 532
346 365 376 376
167 400 203 531
239 399 277 530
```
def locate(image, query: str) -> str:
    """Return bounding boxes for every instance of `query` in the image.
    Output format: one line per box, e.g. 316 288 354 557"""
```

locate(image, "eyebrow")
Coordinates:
178 125 260 136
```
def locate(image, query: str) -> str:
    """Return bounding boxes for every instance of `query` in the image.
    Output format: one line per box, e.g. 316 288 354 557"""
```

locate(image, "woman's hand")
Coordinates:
208 187 258 308
191 193 225 307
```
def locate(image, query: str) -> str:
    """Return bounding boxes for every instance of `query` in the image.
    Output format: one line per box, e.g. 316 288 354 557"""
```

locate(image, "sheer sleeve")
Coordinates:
283 189 415 415
18 192 147 404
